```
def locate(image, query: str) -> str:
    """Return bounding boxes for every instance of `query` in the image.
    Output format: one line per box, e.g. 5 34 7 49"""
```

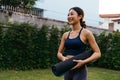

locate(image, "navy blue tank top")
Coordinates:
64 28 87 56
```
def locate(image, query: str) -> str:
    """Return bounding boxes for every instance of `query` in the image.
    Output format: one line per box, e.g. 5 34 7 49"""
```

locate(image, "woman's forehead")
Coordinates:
69 9 77 13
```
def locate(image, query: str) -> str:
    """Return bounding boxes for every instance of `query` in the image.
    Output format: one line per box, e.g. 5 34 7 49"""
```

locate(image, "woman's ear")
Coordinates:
78 15 83 20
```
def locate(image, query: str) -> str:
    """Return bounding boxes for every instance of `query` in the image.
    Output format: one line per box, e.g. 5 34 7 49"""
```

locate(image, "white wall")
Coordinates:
99 18 120 31
99 18 109 29
34 0 76 21
34 0 103 27
114 22 120 31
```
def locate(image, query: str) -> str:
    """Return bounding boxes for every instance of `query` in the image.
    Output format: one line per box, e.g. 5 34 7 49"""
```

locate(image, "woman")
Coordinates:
57 7 101 80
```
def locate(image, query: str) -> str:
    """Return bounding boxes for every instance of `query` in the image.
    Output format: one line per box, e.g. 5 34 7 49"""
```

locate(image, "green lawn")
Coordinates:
0 67 119 80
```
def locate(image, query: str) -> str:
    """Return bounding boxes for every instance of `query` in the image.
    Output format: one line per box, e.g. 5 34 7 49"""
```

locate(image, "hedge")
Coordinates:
0 22 120 70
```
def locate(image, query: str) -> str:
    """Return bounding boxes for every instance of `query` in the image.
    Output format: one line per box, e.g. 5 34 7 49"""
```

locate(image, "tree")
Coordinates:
0 0 37 9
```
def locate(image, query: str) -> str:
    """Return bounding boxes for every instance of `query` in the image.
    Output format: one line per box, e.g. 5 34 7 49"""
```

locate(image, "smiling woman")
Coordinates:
56 6 101 80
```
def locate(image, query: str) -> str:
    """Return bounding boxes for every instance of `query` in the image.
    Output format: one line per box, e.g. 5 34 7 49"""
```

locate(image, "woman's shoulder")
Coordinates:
63 31 70 36
62 31 70 39
83 28 93 35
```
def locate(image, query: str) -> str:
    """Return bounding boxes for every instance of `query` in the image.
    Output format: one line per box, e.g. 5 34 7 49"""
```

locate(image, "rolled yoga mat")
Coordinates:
51 50 93 76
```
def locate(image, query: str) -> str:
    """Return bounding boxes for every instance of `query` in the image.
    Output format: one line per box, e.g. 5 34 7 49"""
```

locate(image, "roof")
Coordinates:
99 14 120 18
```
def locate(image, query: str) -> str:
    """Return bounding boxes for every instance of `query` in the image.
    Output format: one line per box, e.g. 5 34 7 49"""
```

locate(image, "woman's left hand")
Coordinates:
71 60 86 70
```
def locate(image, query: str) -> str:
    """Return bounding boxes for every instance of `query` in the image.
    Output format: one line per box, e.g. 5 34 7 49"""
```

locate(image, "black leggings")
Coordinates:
64 65 87 80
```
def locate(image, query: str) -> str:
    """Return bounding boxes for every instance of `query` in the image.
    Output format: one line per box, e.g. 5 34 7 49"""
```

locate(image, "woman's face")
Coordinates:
67 9 81 25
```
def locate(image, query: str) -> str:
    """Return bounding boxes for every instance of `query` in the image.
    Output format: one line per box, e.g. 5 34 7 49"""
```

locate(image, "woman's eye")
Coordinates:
70 13 74 15
68 13 73 16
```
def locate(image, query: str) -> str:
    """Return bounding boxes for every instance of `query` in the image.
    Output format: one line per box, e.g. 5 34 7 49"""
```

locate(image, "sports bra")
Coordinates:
64 28 87 56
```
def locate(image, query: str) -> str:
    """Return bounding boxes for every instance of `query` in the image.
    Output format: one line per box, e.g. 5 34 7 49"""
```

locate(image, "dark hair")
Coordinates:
69 7 86 28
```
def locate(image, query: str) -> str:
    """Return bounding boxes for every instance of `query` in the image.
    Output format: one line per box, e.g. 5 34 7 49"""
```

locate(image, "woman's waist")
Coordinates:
65 49 86 56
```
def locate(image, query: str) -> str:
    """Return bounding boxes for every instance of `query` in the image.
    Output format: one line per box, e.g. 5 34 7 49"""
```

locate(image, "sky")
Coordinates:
34 0 104 27
99 0 120 14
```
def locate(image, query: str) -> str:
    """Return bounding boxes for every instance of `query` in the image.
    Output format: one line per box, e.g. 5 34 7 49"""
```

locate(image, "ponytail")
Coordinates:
80 19 86 28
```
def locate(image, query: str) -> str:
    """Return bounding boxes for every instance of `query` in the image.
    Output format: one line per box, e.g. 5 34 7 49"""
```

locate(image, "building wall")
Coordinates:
87 26 112 35
114 22 120 30
34 0 101 27
0 10 8 24
99 18 120 31
0 10 112 35
5 11 67 29
99 21 109 30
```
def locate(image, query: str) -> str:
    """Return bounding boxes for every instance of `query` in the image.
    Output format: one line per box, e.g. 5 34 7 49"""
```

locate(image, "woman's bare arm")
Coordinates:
72 30 101 69
57 32 68 61
83 30 101 63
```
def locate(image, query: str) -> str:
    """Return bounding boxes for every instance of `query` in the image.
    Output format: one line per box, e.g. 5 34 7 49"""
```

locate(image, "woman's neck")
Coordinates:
72 23 82 31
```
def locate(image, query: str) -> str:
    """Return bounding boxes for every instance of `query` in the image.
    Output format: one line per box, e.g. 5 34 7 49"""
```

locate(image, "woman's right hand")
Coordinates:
61 56 68 61
62 55 74 61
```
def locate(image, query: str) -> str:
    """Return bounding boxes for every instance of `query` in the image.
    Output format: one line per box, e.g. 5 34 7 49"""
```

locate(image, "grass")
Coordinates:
0 67 119 80
88 67 120 80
